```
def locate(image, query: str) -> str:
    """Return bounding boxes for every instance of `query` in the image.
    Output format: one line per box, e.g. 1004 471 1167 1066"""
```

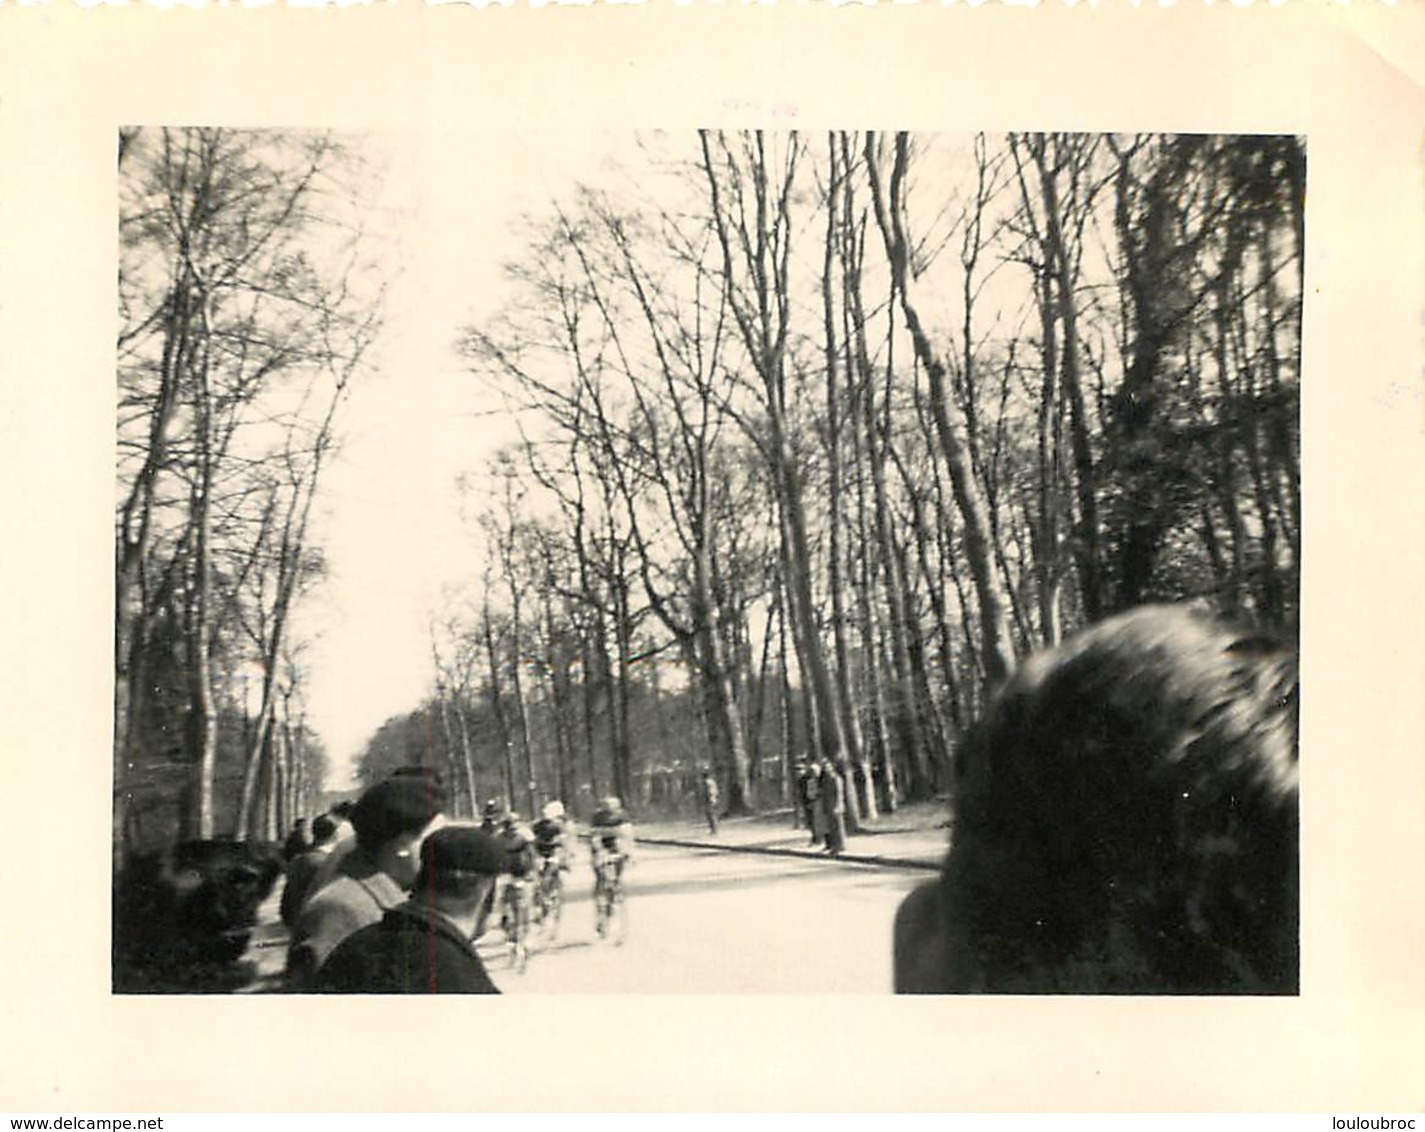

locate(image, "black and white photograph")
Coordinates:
3 1 1423 1114
112 126 1302 997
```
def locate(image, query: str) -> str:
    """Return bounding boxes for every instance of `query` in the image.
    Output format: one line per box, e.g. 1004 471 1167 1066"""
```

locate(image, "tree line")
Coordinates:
114 128 1300 849
114 128 383 857
394 131 1301 828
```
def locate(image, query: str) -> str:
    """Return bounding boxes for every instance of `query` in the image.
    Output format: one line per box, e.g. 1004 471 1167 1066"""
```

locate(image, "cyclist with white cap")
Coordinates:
587 796 634 935
531 800 573 934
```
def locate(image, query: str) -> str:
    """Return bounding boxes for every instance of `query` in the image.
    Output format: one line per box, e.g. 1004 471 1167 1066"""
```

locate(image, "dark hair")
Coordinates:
310 815 338 846
350 777 447 852
937 604 1298 994
329 801 355 819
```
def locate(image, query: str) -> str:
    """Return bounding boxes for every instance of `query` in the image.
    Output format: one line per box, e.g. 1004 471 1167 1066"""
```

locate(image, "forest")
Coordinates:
358 130 1302 829
114 129 1302 853
115 128 382 854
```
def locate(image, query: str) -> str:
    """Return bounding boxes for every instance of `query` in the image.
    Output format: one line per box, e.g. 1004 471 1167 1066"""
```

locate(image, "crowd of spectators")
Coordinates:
117 602 1298 997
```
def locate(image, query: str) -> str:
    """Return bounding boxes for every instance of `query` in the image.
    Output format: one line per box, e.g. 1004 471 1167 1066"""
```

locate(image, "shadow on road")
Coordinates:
621 860 850 900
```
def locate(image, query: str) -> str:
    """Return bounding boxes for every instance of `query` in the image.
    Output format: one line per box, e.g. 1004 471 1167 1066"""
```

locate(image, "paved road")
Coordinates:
476 842 923 994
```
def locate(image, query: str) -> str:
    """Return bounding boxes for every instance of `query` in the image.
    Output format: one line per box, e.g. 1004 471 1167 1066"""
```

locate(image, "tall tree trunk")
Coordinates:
544 616 576 812
692 531 753 814
434 686 468 819
866 131 1016 688
185 297 219 841
776 508 824 770
848 326 898 813
843 236 932 801
452 693 479 816
580 633 603 805
609 569 636 808
1016 133 1104 623
482 605 516 810
746 582 779 808
699 130 850 794
773 579 795 814
507 608 537 818
822 138 874 821
1107 136 1203 611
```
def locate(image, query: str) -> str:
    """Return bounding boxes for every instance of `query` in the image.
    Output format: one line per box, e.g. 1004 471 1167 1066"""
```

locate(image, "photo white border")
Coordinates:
1 0 1423 1112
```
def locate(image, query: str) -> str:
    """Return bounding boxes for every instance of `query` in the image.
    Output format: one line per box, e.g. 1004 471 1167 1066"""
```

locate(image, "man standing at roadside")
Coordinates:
699 770 720 836
820 758 847 856
803 760 825 848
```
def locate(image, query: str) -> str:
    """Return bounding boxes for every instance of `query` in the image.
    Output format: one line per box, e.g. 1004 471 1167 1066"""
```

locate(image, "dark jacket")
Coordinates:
279 848 329 927
312 901 499 994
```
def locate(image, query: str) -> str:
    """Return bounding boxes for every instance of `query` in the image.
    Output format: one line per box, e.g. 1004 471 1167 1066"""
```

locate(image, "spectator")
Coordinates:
819 758 847 856
279 814 339 928
804 761 826 848
700 770 721 835
282 819 311 862
300 800 359 900
113 839 283 993
328 800 356 840
893 604 1299 995
286 771 448 989
793 759 814 839
314 825 505 994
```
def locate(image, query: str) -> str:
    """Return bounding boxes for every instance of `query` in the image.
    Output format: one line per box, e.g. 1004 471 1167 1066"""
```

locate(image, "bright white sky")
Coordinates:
293 129 1008 790
297 129 631 789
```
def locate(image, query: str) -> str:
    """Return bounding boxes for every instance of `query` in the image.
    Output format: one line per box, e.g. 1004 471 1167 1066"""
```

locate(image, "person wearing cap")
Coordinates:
587 795 634 887
313 825 505 994
532 800 572 871
495 811 537 936
285 770 448 990
530 800 573 930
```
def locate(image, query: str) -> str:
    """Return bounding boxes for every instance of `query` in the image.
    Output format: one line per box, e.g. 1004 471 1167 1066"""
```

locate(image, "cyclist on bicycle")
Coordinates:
588 795 634 888
532 800 573 872
497 812 537 936
531 801 572 930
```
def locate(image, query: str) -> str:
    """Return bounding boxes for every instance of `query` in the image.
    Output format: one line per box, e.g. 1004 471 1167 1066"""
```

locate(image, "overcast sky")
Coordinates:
297 129 627 789
292 129 1004 789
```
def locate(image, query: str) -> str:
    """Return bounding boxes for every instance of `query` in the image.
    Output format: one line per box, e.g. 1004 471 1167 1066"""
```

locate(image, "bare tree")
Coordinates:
864 131 1017 689
117 127 381 848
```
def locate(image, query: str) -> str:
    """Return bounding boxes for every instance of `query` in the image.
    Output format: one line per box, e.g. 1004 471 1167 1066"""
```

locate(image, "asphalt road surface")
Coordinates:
476 842 926 994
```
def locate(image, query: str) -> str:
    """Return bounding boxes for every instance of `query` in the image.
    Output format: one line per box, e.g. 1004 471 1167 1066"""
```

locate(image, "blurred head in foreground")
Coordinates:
895 604 1299 995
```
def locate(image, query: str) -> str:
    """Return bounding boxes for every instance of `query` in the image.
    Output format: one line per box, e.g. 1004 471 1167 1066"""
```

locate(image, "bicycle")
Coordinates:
501 876 533 973
592 852 628 945
533 855 564 941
